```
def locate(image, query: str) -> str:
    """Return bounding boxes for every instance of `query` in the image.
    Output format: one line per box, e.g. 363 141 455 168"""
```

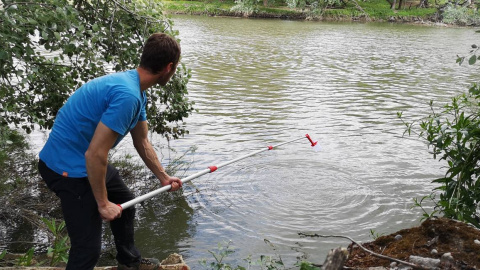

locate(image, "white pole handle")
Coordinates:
119 136 309 210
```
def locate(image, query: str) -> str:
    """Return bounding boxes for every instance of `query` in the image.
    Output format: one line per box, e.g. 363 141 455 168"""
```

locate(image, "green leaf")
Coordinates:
27 18 38 25
42 31 49 41
468 55 477 65
54 32 61 40
0 50 8 60
0 249 6 259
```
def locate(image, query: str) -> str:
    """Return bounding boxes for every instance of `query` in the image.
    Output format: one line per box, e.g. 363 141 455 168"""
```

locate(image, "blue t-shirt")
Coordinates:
39 69 147 177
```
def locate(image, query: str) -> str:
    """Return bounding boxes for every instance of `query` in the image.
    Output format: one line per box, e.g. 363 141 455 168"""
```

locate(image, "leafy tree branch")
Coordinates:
399 42 480 228
0 0 194 139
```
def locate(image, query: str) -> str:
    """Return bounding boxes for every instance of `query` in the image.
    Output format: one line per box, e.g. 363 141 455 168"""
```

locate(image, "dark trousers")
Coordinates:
38 160 141 270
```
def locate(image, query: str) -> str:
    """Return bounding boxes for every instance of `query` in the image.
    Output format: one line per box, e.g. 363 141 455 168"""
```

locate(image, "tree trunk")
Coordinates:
419 0 429 8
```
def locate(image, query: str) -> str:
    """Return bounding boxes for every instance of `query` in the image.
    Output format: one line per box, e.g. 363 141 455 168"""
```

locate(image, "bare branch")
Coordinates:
298 233 432 270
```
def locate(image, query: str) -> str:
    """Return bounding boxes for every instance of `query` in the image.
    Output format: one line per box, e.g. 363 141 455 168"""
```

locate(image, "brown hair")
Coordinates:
140 33 181 74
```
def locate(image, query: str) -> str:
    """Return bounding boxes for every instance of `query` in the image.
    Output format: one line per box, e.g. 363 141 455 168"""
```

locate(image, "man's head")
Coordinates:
140 33 181 75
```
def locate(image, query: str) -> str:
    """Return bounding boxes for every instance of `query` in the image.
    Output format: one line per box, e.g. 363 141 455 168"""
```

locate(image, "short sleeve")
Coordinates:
101 93 140 135
139 90 147 122
139 103 147 122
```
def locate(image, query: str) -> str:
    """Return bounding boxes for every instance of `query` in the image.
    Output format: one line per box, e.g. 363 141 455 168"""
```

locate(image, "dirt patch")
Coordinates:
344 218 480 269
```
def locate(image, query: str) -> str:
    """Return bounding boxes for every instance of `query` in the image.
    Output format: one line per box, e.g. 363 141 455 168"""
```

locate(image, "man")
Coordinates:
38 33 184 270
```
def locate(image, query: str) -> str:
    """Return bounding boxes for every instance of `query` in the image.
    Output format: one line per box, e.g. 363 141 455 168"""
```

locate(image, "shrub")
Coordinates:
400 84 480 228
442 3 480 25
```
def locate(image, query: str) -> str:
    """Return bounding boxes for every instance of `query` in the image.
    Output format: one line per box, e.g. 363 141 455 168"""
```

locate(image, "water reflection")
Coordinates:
133 192 195 259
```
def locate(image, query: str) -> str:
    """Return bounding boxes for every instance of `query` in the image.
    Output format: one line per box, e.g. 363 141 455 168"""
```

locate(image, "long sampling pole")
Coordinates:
119 134 319 210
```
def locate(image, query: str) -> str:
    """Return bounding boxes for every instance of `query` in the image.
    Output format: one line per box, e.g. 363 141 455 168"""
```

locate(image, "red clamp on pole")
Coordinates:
268 146 273 150
305 134 318 147
209 166 218 173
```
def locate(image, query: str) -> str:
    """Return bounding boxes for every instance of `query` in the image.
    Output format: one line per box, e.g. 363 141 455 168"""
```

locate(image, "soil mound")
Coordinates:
345 218 480 269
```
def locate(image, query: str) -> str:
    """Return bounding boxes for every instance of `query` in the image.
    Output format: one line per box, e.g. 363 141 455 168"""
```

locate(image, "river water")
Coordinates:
28 16 479 268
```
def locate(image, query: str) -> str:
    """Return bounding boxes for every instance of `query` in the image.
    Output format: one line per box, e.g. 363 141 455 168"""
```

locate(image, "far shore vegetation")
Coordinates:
0 0 479 268
162 0 480 26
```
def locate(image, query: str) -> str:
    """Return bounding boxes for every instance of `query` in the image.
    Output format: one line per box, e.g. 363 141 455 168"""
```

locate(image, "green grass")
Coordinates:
164 0 234 14
361 0 437 19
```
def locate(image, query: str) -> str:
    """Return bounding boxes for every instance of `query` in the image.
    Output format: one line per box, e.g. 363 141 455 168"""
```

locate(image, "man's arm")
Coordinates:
130 121 182 191
85 121 122 221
